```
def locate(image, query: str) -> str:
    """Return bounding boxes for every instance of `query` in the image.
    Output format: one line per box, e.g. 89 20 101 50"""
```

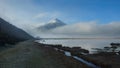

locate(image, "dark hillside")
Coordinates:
0 18 34 45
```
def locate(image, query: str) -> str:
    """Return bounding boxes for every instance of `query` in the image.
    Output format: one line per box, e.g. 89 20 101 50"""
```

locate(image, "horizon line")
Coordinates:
39 37 120 40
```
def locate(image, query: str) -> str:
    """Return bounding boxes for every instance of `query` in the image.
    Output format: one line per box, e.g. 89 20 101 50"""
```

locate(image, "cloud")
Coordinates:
34 12 49 19
34 12 60 19
0 0 120 38
49 21 96 34
0 0 27 26
0 0 42 29
0 0 62 34
49 21 120 37
29 21 120 38
0 0 14 20
33 12 61 22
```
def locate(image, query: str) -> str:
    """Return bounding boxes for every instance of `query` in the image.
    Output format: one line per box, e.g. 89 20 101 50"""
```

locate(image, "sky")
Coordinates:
0 0 120 37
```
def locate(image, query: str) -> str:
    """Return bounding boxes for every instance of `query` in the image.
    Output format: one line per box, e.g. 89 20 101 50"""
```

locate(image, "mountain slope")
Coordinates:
37 18 66 32
0 17 34 44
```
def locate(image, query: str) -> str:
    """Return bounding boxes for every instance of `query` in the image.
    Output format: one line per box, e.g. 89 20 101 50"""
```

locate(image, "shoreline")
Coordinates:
0 40 90 68
0 40 119 68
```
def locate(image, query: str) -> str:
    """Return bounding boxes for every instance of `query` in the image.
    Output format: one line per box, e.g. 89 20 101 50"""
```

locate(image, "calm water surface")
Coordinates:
39 39 120 52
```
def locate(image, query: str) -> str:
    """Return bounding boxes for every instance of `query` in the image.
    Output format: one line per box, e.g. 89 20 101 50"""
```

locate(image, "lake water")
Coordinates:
39 39 120 52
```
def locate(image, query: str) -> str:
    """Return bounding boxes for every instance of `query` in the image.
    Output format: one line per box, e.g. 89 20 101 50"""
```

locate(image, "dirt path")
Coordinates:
0 40 90 68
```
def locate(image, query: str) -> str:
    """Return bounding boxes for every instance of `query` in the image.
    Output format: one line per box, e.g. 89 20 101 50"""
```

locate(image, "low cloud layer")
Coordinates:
0 0 120 38
48 21 120 37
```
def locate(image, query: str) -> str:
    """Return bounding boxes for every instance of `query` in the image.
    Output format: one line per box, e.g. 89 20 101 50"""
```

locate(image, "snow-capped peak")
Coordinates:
49 18 65 24
37 18 66 32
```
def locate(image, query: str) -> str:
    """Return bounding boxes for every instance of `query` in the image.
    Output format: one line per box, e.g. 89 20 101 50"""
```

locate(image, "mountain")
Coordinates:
0 17 34 45
37 18 66 32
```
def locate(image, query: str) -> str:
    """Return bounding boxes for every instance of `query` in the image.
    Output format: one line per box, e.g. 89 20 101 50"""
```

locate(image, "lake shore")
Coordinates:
0 40 120 68
38 41 120 68
0 40 90 68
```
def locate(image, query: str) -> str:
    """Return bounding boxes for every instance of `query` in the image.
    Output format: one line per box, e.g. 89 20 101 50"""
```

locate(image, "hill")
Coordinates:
0 18 34 45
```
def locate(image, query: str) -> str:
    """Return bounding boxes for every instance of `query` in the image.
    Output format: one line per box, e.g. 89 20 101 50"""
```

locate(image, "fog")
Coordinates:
40 39 120 52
